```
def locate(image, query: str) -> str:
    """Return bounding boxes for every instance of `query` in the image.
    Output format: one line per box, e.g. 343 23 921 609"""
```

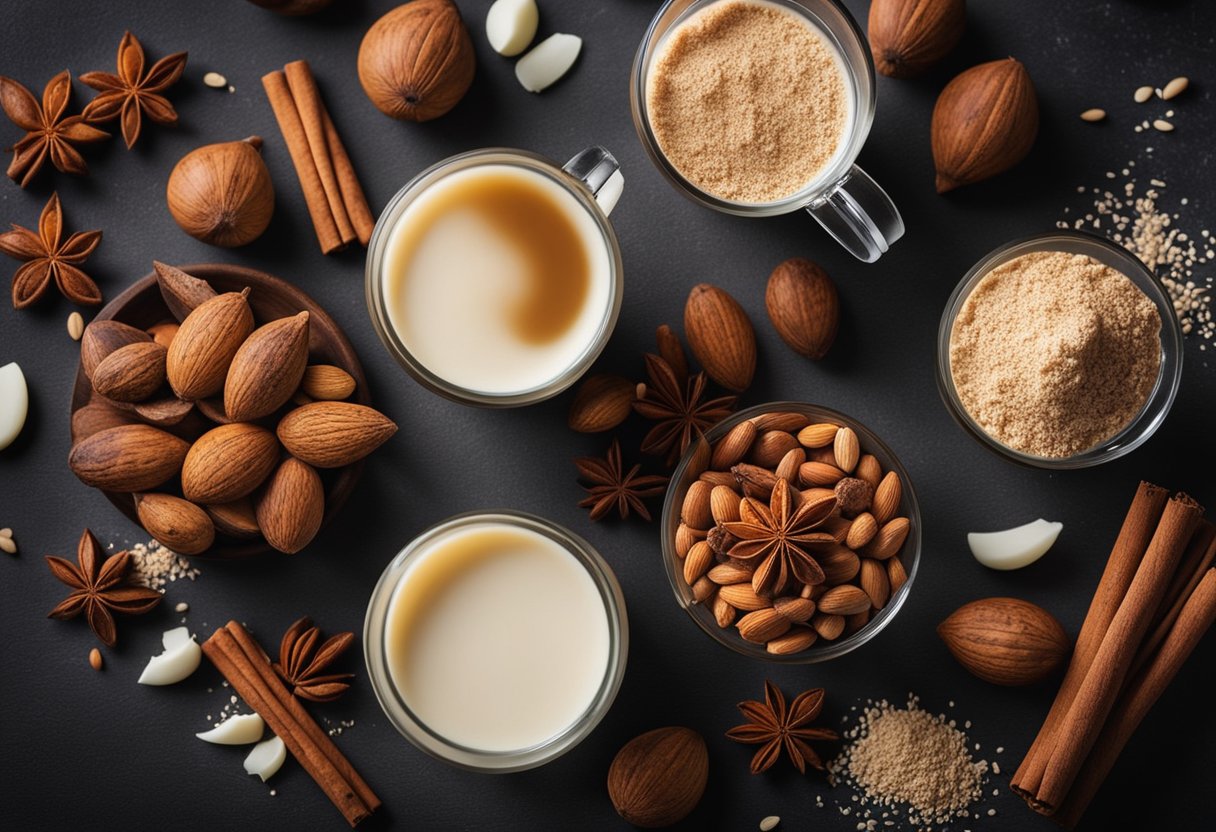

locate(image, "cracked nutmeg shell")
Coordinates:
357 0 476 122
607 727 708 828
937 596 1069 685
868 0 965 79
931 58 1038 193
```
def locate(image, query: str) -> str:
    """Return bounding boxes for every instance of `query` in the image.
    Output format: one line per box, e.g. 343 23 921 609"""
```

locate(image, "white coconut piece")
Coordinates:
515 33 582 93
0 362 29 452
486 0 538 57
196 713 265 745
138 627 202 685
968 519 1063 571
243 735 286 782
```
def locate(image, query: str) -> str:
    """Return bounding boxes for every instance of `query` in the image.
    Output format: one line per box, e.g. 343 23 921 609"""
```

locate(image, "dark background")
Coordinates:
1 1 1213 829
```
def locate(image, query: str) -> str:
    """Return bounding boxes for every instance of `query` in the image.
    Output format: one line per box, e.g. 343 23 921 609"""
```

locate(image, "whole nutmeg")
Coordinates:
684 283 756 393
868 0 965 79
931 58 1038 193
166 137 275 246
938 597 1069 685
358 0 476 122
834 476 873 517
607 727 708 828
246 0 334 14
765 258 839 360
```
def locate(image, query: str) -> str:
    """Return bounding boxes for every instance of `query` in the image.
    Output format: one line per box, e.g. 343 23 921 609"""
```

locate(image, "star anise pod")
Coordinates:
81 31 187 149
576 438 668 521
634 354 736 466
45 529 162 647
0 71 109 187
726 681 839 774
722 479 837 596
273 617 355 703
0 192 102 308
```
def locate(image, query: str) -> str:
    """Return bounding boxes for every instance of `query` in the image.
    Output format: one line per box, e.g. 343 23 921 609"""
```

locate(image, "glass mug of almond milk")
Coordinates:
364 512 628 771
366 148 624 406
631 0 904 262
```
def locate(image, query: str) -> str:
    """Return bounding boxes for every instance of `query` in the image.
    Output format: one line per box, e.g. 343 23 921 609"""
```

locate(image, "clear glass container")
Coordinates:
936 231 1184 469
660 402 922 663
363 511 628 771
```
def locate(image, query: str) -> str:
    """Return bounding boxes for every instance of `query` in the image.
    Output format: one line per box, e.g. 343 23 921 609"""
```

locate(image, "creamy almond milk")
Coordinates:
382 164 613 395
384 522 611 752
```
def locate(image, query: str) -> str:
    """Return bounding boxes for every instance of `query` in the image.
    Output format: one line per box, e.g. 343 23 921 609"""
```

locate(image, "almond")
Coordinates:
181 423 280 504
937 597 1069 686
709 485 742 525
797 422 839 448
711 420 757 469
682 541 714 585
869 0 965 79
68 424 190 492
736 607 791 643
205 498 261 539
148 321 179 349
799 460 845 487
655 323 689 382
765 258 839 359
887 556 908 595
712 592 737 628
92 341 168 403
276 401 398 468
80 320 152 380
846 609 871 635
819 545 860 584
300 364 357 401
872 470 902 524
698 470 736 489
812 612 845 640
767 628 817 655
817 584 872 616
750 430 799 469
865 517 910 560
154 261 217 321
833 426 859 474
691 575 715 603
750 411 810 432
123 395 197 429
567 374 635 433
707 562 753 585
607 727 708 828
683 283 756 393
773 596 816 623
774 447 806 483
224 312 310 421
719 582 771 612
256 456 324 554
167 289 254 400
856 454 883 490
846 512 878 550
72 400 139 442
674 522 702 558
134 493 216 555
859 558 890 609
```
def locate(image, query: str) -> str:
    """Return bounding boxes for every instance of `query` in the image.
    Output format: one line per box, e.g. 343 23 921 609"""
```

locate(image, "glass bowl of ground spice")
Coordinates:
937 231 1183 469
660 402 922 663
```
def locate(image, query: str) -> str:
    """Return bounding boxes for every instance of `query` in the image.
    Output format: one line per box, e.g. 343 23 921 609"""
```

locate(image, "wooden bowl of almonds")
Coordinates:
662 402 921 662
68 263 397 559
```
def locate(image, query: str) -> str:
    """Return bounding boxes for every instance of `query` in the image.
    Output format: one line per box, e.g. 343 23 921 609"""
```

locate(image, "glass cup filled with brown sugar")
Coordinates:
631 0 903 262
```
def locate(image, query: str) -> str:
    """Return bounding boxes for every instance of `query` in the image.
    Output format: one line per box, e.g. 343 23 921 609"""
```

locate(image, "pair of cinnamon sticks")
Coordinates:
1012 482 1216 827
202 621 381 827
263 60 374 255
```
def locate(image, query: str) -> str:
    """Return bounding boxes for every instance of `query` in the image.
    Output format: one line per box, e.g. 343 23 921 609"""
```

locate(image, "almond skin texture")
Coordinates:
607 727 708 828
684 283 756 393
205 498 261 539
68 424 190 492
224 312 310 421
153 261 217 322
71 401 140 442
932 58 1039 193
568 374 635 433
869 0 965 79
181 423 280 504
80 320 152 380
135 493 216 555
276 401 398 468
300 364 356 401
765 258 839 359
256 456 324 554
937 597 1069 685
167 289 254 400
92 341 168 403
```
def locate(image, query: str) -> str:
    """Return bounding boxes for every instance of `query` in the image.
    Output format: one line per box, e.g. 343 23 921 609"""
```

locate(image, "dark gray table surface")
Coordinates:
2 1 1214 829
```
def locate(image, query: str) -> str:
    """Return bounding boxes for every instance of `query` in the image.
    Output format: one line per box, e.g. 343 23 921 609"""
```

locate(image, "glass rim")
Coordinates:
364 148 624 408
936 229 1184 470
362 510 629 772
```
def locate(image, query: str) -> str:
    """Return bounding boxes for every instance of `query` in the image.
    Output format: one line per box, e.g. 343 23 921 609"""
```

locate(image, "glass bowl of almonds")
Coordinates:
661 402 921 662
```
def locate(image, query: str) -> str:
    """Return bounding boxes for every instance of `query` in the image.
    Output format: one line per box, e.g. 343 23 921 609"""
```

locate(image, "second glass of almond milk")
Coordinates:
366 147 624 406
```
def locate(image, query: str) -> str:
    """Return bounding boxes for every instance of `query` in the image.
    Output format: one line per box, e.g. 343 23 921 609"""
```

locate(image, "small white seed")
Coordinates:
175 602 189 613
1079 108 1106 122
1134 85 1154 103
67 311 84 341
1161 76 1188 100
759 817 781 832
203 72 228 89
1153 119 1175 132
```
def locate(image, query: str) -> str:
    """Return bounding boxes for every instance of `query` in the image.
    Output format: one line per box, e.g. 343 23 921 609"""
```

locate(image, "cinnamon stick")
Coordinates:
322 107 375 245
1054 568 1216 828
1034 493 1202 812
262 70 344 254
1012 481 1169 803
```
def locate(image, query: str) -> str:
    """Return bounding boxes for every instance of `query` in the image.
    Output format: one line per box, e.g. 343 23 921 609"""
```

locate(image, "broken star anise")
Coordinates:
274 617 355 703
0 71 109 187
726 681 839 774
81 31 187 149
576 438 668 521
723 479 837 596
0 192 102 308
634 354 737 466
46 529 162 647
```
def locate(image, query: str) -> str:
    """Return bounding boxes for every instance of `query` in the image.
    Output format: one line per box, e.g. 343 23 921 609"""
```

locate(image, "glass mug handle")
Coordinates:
563 146 624 216
807 165 905 263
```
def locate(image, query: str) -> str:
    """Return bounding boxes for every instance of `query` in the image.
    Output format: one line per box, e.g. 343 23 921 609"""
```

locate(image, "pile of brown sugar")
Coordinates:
645 0 848 204
949 250 1162 458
